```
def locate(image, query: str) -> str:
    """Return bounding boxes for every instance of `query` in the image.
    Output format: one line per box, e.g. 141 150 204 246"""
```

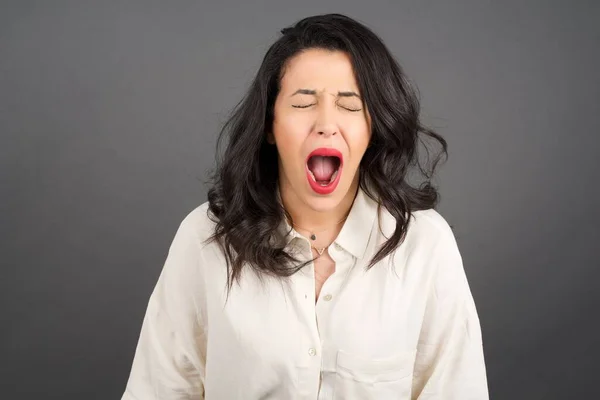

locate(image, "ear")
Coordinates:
266 131 275 145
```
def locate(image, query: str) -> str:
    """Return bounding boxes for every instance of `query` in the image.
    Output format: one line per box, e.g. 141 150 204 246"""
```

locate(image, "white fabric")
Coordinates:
122 187 489 399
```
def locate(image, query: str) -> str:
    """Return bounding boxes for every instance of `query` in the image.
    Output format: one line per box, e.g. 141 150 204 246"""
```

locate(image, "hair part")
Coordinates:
206 13 448 291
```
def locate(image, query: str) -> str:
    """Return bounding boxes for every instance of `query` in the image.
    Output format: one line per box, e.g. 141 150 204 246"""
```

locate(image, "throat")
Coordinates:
307 155 340 182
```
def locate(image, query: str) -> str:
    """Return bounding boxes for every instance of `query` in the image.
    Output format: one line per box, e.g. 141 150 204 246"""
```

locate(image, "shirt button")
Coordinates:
334 243 342 251
308 348 317 356
323 294 333 301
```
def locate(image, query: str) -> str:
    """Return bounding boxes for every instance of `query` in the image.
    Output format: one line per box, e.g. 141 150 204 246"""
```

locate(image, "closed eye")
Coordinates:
291 104 362 111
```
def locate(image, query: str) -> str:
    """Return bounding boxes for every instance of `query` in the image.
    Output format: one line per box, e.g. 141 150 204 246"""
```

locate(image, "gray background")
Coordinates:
1 1 598 399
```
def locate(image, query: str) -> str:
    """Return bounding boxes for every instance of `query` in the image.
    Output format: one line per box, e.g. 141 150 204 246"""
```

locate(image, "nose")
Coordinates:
314 107 338 137
317 127 337 137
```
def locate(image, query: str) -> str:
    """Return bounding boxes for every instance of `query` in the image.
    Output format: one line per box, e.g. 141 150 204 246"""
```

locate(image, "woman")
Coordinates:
122 13 488 400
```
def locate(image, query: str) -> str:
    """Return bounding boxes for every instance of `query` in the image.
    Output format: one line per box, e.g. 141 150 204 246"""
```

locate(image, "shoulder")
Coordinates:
378 206 463 281
174 201 216 245
379 206 456 250
409 208 456 243
380 208 468 299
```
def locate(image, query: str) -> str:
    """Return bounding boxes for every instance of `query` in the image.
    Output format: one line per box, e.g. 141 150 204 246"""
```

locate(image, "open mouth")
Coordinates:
305 148 343 194
307 156 341 185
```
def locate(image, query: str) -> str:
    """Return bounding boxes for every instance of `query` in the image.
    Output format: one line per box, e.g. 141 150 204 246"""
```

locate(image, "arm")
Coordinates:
122 218 207 400
411 229 489 400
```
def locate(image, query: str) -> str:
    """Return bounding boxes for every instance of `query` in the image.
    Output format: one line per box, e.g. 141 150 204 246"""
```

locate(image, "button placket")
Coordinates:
318 243 344 306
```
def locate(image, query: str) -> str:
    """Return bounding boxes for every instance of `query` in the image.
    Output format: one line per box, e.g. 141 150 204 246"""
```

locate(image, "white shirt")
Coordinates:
122 187 489 399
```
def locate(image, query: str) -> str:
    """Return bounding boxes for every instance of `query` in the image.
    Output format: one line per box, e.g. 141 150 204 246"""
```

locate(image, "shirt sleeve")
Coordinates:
411 228 489 400
122 217 207 400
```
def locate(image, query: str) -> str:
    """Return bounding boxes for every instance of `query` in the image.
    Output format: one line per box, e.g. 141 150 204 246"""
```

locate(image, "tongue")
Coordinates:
308 156 337 181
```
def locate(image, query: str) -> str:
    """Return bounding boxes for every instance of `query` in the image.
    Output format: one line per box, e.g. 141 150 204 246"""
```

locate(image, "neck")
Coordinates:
279 177 359 236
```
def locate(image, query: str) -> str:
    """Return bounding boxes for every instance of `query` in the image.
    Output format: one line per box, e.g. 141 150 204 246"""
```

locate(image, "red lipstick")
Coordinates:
305 148 343 195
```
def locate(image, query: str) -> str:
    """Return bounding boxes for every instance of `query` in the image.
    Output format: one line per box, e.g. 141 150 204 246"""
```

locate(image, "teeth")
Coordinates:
308 168 340 186
330 169 339 181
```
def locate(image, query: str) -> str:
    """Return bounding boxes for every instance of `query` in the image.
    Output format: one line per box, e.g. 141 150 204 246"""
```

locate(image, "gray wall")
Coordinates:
1 1 598 399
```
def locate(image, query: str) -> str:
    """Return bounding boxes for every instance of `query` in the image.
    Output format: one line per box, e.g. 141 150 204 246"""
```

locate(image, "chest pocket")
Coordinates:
333 349 417 400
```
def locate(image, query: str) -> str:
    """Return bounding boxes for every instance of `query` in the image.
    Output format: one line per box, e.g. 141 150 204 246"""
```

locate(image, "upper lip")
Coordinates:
306 148 344 165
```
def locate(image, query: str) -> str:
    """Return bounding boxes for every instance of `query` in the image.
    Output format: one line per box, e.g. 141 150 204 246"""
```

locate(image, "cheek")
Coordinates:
345 125 371 159
273 121 305 165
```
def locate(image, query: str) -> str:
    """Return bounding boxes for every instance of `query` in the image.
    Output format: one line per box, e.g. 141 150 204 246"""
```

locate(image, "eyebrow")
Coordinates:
290 89 361 98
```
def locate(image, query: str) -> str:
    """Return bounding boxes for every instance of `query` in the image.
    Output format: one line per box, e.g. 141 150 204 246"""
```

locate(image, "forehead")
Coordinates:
279 49 359 93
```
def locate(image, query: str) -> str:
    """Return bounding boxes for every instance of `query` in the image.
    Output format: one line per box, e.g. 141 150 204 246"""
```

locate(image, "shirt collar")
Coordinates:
333 186 378 259
274 185 379 259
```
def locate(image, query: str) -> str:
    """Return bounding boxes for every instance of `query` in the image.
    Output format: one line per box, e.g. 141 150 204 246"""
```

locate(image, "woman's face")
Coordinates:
270 48 371 212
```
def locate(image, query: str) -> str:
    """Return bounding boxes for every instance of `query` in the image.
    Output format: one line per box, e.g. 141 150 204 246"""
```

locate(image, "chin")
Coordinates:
303 196 339 212
303 183 351 212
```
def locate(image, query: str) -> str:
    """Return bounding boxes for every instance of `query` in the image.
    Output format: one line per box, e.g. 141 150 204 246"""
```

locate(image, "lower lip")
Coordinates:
306 165 342 195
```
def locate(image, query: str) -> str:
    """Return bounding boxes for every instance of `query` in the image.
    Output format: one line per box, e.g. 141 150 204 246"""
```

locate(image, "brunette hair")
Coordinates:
206 13 447 289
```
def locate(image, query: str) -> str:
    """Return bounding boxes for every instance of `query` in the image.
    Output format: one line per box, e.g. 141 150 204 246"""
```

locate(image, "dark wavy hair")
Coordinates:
206 13 447 289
